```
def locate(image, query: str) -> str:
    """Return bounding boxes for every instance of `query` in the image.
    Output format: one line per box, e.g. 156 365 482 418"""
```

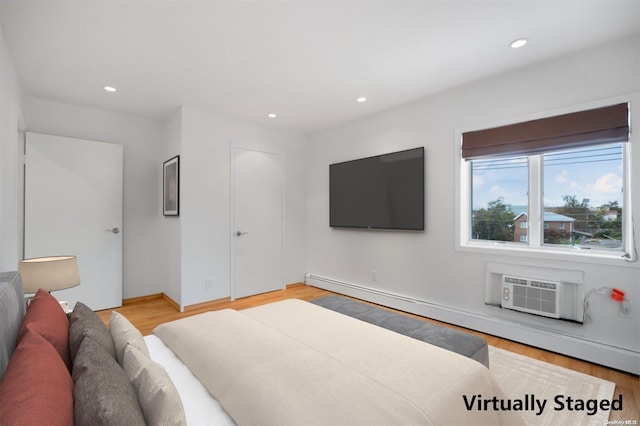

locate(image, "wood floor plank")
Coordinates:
96 283 639 421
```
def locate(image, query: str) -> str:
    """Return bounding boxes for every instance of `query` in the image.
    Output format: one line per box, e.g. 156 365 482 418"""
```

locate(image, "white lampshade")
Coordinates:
18 256 80 294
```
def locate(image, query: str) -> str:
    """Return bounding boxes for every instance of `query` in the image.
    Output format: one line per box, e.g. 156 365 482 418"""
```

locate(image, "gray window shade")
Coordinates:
462 103 629 160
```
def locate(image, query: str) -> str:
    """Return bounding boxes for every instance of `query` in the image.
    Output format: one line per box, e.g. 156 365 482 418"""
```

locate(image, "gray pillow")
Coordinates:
69 302 116 362
72 336 145 426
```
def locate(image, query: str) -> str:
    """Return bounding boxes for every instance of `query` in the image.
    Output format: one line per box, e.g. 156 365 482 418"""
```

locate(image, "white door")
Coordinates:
24 132 123 311
232 147 284 299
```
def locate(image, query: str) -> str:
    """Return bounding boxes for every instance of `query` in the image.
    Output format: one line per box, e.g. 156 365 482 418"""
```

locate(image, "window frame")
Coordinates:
455 98 636 265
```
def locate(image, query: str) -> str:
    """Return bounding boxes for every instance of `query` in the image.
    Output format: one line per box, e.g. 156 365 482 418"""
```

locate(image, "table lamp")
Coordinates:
18 256 80 294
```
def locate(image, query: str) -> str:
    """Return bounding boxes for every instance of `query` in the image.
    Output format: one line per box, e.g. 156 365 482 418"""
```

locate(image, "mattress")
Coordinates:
154 299 525 425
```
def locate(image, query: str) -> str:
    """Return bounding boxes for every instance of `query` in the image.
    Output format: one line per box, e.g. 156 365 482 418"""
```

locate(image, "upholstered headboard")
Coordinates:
0 271 25 380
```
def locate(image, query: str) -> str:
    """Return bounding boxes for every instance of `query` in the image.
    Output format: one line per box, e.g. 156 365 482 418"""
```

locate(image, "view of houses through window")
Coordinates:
470 143 624 251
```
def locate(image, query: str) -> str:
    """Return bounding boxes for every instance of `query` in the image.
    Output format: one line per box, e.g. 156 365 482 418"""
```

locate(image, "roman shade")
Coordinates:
462 103 629 160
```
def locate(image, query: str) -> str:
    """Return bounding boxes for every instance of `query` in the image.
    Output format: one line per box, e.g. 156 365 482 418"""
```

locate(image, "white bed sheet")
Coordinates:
144 334 236 426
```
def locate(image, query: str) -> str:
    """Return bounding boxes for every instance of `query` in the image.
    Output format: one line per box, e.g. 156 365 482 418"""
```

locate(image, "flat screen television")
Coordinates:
329 147 424 230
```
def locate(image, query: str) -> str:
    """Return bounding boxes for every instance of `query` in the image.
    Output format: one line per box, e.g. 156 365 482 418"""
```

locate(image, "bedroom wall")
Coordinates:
0 21 24 271
22 97 169 300
161 110 183 305
178 106 308 308
306 35 640 372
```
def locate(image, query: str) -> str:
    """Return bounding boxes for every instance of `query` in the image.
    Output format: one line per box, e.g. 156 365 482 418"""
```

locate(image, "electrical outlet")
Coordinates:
205 280 213 290
371 270 377 282
619 300 632 318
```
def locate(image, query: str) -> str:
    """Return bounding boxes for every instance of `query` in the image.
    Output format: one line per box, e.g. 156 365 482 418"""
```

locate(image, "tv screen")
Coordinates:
330 147 424 230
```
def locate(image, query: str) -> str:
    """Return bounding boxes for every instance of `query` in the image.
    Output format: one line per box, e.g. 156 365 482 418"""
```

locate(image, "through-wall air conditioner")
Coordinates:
501 275 561 319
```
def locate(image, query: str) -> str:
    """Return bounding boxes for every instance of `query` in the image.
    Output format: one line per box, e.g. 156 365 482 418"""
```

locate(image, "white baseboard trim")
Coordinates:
305 273 639 375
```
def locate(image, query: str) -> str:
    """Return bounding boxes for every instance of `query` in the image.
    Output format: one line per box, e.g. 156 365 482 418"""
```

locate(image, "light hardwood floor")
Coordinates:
96 283 639 422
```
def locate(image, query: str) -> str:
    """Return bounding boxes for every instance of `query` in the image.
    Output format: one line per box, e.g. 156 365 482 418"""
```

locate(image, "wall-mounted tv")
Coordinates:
329 147 424 230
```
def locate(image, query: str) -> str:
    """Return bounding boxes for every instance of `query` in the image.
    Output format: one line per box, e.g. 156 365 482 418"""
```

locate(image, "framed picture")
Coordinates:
163 155 180 216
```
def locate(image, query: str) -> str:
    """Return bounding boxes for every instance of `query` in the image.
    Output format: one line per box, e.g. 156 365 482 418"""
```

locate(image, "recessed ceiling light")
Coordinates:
357 97 367 103
510 38 528 49
267 113 277 118
103 86 117 92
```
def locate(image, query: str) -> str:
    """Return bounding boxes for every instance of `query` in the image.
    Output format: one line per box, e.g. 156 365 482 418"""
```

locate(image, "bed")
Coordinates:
0 271 524 425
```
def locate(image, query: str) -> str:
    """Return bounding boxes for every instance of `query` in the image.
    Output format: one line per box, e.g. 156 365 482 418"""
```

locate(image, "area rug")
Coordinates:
311 295 617 425
489 346 615 425
310 295 490 367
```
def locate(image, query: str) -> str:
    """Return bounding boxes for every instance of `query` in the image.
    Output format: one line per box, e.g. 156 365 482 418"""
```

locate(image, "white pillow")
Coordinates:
109 311 150 366
123 344 187 426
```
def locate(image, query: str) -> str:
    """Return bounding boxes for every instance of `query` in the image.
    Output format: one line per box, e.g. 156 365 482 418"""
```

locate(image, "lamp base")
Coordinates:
58 300 72 315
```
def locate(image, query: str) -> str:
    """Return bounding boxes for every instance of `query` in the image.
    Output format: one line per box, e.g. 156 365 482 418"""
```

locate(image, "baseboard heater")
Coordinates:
501 275 561 319
306 273 639 374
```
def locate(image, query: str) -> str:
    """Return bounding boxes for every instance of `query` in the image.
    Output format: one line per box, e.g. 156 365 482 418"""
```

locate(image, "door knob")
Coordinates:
105 227 120 234
235 231 248 237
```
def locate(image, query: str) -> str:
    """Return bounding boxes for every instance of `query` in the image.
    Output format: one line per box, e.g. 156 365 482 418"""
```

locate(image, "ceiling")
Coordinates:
1 1 639 134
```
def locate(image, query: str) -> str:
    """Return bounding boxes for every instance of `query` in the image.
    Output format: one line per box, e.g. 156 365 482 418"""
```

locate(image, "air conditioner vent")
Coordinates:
504 276 527 285
501 275 561 319
530 280 557 290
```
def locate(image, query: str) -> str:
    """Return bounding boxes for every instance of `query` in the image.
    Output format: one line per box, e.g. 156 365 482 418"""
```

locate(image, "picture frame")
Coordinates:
163 155 180 216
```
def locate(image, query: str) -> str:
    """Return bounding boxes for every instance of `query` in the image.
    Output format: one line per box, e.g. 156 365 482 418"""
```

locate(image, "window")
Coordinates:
460 103 633 259
470 156 527 242
543 144 623 249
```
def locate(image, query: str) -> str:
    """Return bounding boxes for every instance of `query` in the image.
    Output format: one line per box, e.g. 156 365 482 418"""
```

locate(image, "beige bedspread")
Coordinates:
154 299 523 425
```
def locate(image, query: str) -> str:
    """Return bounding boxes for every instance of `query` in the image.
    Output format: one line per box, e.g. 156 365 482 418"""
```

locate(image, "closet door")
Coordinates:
231 146 284 299
24 132 123 310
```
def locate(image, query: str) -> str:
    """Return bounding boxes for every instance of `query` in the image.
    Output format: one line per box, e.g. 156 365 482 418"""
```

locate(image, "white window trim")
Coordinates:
454 95 638 267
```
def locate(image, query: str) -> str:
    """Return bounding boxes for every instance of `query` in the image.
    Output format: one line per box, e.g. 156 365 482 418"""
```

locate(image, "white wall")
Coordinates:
0 24 24 271
179 106 308 308
307 35 640 373
23 97 169 300
161 110 182 305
